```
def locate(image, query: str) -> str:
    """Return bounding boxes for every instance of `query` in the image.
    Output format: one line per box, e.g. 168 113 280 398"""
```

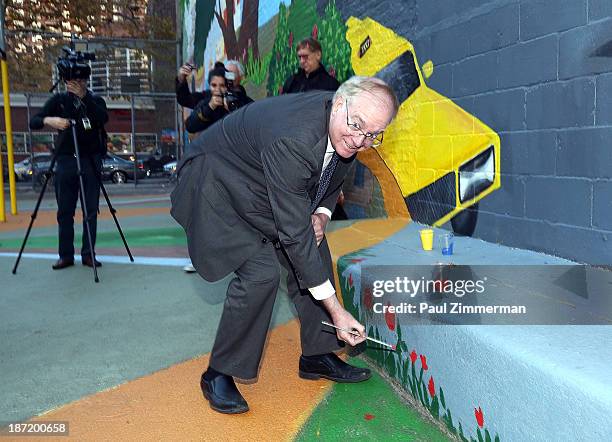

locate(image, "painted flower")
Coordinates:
364 413 374 421
312 23 319 39
363 287 373 310
348 273 353 287
420 354 428 370
329 66 337 78
288 32 294 48
428 376 436 397
410 350 417 363
475 406 484 428
350 258 365 263
384 304 395 331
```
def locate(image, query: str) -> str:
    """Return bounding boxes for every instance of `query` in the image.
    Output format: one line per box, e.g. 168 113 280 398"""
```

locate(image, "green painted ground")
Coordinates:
0 227 187 249
297 358 451 442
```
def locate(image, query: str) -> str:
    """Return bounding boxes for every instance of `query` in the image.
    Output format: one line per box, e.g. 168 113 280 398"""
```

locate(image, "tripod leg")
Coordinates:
71 124 99 283
12 155 57 274
90 156 134 262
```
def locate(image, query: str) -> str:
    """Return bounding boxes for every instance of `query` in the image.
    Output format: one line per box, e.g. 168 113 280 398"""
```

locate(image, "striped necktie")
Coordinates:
310 152 339 213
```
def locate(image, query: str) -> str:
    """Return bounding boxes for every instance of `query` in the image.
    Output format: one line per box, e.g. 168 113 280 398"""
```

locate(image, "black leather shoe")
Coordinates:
82 256 102 267
52 258 74 270
299 353 372 383
200 369 249 414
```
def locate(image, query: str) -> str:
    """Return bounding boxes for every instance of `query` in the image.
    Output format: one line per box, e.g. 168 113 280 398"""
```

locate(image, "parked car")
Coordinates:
15 153 53 181
101 152 147 183
141 153 177 176
346 17 501 236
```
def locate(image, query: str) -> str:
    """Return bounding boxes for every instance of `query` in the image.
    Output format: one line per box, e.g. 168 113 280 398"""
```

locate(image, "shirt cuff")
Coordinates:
308 279 335 300
314 207 332 219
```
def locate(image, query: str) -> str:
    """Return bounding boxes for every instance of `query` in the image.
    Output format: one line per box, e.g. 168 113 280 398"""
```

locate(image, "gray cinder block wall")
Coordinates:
330 0 612 265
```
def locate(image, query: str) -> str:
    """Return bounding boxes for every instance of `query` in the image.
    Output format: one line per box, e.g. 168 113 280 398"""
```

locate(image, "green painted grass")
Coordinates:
296 358 451 442
0 227 187 250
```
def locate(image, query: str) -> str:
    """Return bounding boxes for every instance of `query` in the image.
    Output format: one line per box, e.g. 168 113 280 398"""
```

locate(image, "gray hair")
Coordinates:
334 76 399 119
225 60 245 77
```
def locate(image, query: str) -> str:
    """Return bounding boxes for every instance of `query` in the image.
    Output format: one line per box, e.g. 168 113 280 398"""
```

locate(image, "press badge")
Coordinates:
82 117 92 130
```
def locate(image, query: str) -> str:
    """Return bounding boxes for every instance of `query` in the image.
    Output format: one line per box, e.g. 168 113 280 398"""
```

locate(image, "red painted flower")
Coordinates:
350 258 365 263
364 413 374 421
329 66 337 78
428 376 436 397
312 23 319 39
384 304 395 331
410 350 417 363
475 407 484 428
348 273 353 287
363 287 373 310
288 32 294 48
420 354 428 370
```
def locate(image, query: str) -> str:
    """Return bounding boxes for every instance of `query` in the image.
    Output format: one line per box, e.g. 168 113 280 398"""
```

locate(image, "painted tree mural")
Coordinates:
214 0 260 61
318 0 353 83
266 2 297 96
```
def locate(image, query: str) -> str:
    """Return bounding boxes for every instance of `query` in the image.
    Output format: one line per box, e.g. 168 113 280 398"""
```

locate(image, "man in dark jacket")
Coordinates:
171 76 397 415
282 38 340 94
30 78 108 269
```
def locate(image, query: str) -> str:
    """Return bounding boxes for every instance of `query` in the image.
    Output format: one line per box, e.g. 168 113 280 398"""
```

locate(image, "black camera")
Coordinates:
223 71 240 111
56 47 96 82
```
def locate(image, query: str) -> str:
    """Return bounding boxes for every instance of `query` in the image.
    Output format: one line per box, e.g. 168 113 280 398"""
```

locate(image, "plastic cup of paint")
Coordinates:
419 229 434 251
441 232 454 256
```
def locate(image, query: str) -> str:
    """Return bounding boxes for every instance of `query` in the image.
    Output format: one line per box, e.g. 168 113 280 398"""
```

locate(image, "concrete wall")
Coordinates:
330 0 612 265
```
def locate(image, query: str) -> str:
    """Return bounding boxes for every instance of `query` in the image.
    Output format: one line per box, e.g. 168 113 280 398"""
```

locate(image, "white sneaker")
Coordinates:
183 263 196 273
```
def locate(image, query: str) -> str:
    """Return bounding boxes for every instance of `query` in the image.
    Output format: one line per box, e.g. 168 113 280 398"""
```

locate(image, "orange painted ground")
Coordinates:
29 320 330 442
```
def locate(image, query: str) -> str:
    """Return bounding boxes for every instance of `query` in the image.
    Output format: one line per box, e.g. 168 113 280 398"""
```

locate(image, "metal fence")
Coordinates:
1 91 186 186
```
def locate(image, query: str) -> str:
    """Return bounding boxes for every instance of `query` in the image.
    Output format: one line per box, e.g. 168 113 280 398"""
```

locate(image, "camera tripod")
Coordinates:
12 120 134 283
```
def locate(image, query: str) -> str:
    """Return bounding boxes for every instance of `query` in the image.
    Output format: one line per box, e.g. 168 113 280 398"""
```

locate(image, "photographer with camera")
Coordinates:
184 64 229 134
29 50 108 270
223 60 253 111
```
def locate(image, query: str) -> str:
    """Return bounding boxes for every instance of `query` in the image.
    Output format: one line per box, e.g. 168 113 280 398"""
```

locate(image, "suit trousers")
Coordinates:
54 154 102 260
209 237 343 380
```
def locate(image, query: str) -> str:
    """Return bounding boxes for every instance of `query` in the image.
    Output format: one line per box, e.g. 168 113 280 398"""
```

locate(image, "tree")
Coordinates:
266 2 296 96
318 0 352 83
214 0 259 62
3 0 176 92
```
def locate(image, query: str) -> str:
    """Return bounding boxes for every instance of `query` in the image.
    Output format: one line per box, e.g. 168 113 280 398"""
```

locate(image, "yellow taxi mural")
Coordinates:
346 17 501 235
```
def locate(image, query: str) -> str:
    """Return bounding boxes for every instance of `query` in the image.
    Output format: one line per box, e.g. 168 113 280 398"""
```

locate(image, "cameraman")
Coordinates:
30 77 108 270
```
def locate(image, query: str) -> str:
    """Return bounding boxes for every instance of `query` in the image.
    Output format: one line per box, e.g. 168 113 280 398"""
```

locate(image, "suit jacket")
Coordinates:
170 91 354 289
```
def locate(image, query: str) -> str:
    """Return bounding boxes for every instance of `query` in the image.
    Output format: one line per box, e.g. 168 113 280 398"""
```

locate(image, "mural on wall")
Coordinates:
179 1 502 237
345 17 501 236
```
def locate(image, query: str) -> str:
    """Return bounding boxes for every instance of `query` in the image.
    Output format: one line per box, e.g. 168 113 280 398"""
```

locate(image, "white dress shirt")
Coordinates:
308 138 337 300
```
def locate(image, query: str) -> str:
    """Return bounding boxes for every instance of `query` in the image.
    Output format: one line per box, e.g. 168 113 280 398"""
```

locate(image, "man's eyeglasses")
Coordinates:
345 101 384 147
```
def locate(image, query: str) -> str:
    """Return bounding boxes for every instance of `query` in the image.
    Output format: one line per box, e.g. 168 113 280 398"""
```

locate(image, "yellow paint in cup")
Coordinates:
420 228 434 251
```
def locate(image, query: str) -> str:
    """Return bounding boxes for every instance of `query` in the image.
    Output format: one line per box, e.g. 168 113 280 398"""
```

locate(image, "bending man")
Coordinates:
171 76 398 414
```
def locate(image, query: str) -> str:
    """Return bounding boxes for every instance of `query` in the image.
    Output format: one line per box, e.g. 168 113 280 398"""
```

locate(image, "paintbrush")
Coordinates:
321 321 395 350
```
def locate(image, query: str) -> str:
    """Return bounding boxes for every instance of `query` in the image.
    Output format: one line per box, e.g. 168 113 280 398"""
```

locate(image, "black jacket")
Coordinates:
29 92 108 156
171 92 354 285
282 65 340 94
184 90 229 134
175 78 206 109
184 86 254 134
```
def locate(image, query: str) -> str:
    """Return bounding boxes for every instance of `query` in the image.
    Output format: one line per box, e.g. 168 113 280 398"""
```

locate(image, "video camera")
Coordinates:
56 46 96 82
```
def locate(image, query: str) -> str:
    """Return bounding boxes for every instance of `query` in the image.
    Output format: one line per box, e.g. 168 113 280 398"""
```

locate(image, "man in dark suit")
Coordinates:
282 38 340 94
171 76 398 414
